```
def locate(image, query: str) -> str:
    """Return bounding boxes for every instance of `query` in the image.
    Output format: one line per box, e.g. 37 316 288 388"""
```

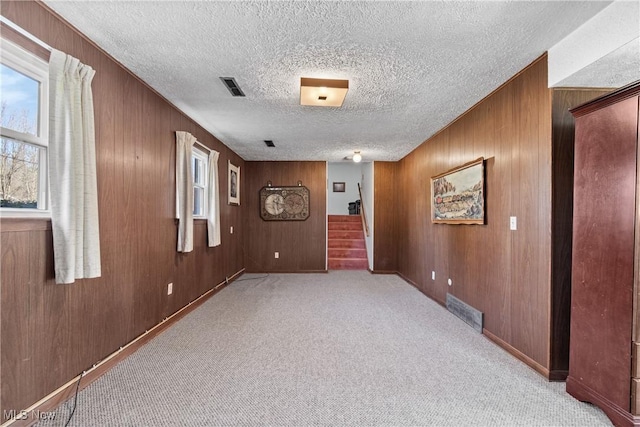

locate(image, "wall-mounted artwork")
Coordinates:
332 182 345 192
431 158 484 224
228 161 240 205
259 185 310 221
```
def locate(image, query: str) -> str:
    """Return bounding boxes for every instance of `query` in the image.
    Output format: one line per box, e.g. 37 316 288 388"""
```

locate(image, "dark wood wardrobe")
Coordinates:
567 80 640 427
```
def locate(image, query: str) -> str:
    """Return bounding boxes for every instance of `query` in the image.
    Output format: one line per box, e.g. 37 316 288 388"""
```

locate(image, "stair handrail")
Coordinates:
357 183 370 237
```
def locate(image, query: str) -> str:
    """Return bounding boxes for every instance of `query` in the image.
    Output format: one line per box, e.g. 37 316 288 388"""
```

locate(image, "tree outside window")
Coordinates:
0 39 49 214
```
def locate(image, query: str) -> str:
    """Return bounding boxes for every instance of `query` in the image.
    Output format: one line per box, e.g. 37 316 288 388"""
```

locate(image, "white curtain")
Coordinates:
48 49 101 285
176 131 195 252
207 150 221 247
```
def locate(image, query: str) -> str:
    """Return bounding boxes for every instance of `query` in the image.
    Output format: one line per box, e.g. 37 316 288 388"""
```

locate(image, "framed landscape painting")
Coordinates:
431 158 485 224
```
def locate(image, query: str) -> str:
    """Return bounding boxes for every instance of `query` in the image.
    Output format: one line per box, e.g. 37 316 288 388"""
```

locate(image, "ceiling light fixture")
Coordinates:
300 77 349 107
352 151 362 163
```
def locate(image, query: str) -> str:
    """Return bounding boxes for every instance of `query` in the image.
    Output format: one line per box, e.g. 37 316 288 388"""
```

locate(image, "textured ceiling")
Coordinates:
556 39 640 88
43 1 614 162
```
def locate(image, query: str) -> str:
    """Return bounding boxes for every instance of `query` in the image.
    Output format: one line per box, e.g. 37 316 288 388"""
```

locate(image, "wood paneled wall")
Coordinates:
394 56 553 369
373 162 398 272
386 54 611 375
0 1 244 415
243 162 326 272
549 88 612 373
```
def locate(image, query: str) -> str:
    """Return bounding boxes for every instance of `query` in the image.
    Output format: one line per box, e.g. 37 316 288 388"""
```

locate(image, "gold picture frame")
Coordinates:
431 158 485 224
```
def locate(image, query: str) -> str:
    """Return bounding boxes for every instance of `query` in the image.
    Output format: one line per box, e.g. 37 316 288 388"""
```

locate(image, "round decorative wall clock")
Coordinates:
259 186 310 221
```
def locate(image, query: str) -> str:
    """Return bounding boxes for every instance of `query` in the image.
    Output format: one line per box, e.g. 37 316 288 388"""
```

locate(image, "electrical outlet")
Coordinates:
447 278 452 286
510 216 517 231
432 271 436 280
275 252 279 259
167 283 173 295
230 226 234 234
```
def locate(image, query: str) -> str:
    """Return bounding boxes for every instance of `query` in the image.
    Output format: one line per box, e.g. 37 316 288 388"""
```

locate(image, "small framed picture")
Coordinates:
333 182 345 192
228 160 240 205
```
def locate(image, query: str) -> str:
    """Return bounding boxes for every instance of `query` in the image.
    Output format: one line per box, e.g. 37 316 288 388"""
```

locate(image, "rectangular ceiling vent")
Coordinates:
220 77 245 97
264 140 275 147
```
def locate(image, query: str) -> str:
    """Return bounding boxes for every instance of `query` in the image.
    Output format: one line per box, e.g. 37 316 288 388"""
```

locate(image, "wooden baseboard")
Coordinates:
244 270 328 274
394 272 559 382
396 272 446 307
0 268 245 427
482 328 551 379
567 375 640 427
396 271 417 287
369 269 397 274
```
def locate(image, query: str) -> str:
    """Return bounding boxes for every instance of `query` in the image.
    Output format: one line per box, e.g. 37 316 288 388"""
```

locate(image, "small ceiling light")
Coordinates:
300 77 349 107
352 151 362 163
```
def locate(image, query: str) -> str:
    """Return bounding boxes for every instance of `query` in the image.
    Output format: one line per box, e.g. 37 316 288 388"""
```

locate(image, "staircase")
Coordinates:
328 215 368 270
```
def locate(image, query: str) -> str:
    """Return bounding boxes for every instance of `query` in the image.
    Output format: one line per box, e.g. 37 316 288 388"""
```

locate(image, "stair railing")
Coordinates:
357 183 370 237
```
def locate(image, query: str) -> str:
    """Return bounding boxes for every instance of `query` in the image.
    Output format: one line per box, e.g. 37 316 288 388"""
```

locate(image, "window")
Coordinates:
0 38 49 216
192 147 208 218
175 145 209 220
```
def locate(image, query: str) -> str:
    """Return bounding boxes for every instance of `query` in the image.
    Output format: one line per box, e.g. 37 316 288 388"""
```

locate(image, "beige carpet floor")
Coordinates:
38 271 611 426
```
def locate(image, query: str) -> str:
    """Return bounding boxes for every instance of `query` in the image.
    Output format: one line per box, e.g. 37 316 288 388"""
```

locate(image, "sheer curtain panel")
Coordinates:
176 131 195 252
48 49 101 284
207 150 221 247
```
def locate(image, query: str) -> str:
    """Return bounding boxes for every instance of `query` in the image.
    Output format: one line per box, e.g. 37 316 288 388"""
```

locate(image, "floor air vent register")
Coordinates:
446 293 484 333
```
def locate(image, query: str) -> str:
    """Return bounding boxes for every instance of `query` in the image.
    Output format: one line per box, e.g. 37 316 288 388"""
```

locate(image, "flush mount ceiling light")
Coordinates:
352 151 362 163
300 77 349 107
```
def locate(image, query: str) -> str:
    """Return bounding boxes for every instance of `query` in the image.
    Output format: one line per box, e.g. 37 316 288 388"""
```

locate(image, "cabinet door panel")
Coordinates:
570 95 638 411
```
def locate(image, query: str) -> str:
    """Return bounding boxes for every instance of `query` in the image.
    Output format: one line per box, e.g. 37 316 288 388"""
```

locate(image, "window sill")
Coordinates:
0 208 51 219
173 217 208 225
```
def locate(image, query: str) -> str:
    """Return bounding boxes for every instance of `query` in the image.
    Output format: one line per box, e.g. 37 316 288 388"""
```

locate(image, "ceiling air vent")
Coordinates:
220 77 245 97
264 140 275 147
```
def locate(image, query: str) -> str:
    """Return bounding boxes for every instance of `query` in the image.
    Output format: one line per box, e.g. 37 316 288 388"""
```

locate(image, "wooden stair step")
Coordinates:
328 222 363 231
328 239 366 249
328 248 367 259
328 258 369 270
328 230 363 240
328 215 361 222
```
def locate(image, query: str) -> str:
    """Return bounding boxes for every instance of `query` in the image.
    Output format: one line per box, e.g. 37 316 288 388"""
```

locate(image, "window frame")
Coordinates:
175 145 209 220
191 146 208 220
0 37 50 218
